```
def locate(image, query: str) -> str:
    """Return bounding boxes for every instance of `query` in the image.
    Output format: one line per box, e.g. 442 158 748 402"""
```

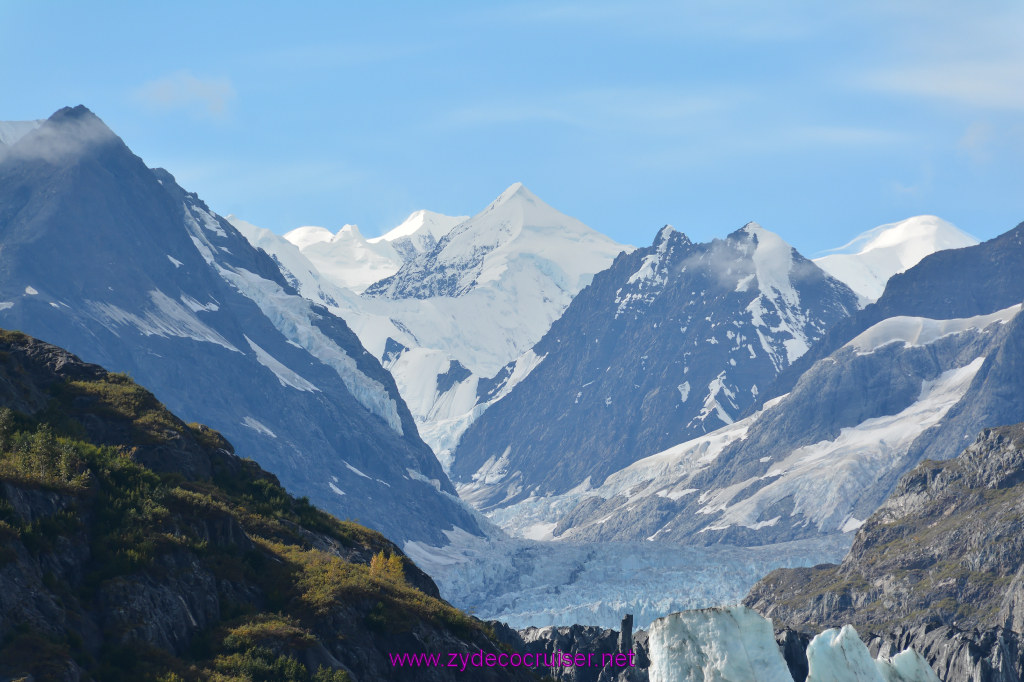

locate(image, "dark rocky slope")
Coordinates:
744 423 1024 681
0 329 529 681
0 105 480 546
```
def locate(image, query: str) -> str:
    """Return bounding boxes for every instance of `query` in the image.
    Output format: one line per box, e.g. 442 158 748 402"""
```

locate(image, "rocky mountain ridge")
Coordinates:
451 221 859 512
744 422 1024 681
0 105 480 547
0 328 528 681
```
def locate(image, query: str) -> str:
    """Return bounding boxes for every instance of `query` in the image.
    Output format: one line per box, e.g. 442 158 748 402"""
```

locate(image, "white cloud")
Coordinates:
134 71 236 118
851 3 1024 111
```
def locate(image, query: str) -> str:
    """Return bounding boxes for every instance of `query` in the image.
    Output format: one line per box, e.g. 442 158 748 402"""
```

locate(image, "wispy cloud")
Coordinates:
134 71 236 118
863 61 1024 111
0 109 117 163
852 3 1024 111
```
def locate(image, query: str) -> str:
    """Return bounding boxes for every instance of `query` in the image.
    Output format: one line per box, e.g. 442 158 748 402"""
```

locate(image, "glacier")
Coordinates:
404 530 849 630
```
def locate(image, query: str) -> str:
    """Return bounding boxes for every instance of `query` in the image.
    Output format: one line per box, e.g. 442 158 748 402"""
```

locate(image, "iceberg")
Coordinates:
648 607 939 682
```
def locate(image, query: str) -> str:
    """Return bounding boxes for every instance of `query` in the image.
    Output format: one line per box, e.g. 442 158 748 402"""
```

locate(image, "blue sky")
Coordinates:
3 1 1023 254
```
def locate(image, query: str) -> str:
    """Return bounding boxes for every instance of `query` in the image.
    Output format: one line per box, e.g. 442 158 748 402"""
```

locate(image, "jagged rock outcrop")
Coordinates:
744 423 1024 681
498 617 650 682
866 625 1024 682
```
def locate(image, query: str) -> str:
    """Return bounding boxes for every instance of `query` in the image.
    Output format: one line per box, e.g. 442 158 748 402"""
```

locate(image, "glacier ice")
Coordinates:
648 608 939 682
805 625 940 682
404 531 849 630
648 606 793 682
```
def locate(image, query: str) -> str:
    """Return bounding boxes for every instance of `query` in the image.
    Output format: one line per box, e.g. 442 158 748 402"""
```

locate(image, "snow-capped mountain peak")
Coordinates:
490 180 529 206
742 222 802 306
369 209 466 244
814 215 978 304
331 223 367 242
0 105 484 547
653 224 676 246
284 225 334 250
366 183 626 301
237 184 630 467
368 209 468 262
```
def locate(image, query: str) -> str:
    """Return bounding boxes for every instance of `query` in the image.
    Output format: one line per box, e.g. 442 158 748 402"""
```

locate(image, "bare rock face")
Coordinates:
744 423 1024 681
500 617 650 682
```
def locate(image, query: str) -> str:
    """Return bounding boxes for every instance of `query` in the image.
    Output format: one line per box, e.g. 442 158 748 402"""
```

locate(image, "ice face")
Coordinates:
647 609 939 682
648 606 793 682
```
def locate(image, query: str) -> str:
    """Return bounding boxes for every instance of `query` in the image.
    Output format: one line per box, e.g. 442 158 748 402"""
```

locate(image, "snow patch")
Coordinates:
87 289 240 353
847 304 1021 355
656 488 697 501
677 382 690 402
241 416 277 438
343 461 371 479
244 335 319 392
180 294 219 312
841 516 864 533
406 467 443 491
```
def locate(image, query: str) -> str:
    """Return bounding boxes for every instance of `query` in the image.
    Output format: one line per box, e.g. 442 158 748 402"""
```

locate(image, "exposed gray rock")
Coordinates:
744 423 1024 681
454 223 857 511
501 619 650 682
